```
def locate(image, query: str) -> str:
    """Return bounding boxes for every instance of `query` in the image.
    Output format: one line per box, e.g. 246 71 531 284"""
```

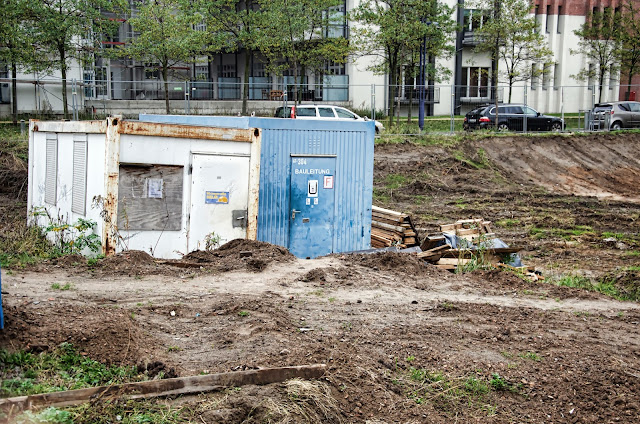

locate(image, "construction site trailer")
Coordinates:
28 118 261 259
140 115 376 259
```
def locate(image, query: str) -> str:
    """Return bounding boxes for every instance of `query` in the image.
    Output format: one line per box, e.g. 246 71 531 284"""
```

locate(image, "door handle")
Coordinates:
291 209 301 219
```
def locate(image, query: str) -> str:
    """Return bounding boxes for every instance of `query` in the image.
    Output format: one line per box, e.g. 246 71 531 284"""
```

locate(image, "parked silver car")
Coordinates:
592 101 640 130
275 104 384 133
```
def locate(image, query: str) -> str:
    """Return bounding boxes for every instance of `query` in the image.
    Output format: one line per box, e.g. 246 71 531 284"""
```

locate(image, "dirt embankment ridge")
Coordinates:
480 133 640 202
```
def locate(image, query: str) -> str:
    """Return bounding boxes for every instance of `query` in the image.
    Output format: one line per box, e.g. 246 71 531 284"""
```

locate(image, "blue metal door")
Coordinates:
289 155 336 258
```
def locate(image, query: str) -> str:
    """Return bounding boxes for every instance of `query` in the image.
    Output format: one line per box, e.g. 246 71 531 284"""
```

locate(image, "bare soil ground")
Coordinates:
2 132 640 423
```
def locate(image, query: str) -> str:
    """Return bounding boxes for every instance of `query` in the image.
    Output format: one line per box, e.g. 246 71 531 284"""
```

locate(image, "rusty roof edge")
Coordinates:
119 120 254 142
31 120 109 134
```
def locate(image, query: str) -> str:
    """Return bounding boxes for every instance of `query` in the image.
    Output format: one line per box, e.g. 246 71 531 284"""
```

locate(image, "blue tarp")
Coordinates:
439 234 523 267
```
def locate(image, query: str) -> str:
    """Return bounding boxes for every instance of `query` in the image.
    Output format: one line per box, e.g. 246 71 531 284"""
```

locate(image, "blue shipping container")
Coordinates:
139 115 375 258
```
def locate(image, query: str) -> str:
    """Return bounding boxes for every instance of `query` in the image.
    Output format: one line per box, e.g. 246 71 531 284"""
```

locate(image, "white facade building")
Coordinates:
0 0 630 118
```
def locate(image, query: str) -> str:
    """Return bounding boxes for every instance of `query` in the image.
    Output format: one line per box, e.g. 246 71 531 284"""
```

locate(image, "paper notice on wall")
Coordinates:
147 178 163 199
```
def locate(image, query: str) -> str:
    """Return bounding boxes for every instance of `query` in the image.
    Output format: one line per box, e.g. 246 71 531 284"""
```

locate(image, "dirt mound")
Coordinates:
48 254 87 267
182 239 294 272
298 268 327 283
0 304 163 366
480 133 640 202
342 252 435 275
84 250 180 277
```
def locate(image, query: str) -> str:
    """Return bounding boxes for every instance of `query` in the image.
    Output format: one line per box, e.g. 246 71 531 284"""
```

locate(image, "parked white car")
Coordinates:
275 104 384 133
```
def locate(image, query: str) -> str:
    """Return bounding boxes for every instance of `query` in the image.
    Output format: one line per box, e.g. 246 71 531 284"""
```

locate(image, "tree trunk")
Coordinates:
293 60 299 105
11 60 18 125
388 65 396 127
163 66 170 114
598 70 605 103
407 83 413 123
626 72 633 100
242 50 251 115
60 49 69 120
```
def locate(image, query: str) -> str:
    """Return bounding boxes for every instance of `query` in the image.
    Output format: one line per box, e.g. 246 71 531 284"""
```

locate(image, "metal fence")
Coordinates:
3 77 640 135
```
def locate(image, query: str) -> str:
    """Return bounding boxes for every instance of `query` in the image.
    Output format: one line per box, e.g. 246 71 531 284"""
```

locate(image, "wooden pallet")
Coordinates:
419 218 526 272
371 206 419 248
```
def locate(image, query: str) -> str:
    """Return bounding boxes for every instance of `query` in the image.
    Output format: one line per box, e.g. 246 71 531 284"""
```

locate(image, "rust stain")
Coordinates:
120 121 253 142
103 116 122 257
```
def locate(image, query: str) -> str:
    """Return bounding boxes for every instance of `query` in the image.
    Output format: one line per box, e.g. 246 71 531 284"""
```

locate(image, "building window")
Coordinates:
542 63 551 90
195 65 208 80
252 60 266 78
72 135 88 216
557 6 563 33
553 63 560 90
609 70 617 90
327 60 345 76
531 64 537 90
545 5 551 33
534 6 540 32
45 133 58 205
587 63 595 89
461 67 489 97
220 63 236 78
463 9 488 31
144 64 159 80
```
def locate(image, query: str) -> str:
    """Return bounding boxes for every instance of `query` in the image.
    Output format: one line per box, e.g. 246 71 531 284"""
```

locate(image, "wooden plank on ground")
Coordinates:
372 205 407 218
434 264 456 270
436 258 471 266
372 220 406 233
0 365 326 413
441 247 522 258
417 244 451 258
420 235 445 251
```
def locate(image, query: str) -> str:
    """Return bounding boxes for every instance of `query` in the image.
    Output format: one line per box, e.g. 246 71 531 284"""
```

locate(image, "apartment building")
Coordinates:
0 0 631 117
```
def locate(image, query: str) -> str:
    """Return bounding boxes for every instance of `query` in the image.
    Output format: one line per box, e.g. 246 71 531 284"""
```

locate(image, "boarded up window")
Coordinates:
45 133 58 205
117 164 183 231
72 135 88 215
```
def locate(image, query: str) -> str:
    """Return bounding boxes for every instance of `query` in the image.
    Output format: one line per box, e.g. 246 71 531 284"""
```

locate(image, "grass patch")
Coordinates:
0 219 61 269
50 282 73 291
384 173 408 190
548 273 640 300
452 148 489 169
519 351 542 361
529 225 594 240
495 218 521 228
394 367 520 415
0 343 146 398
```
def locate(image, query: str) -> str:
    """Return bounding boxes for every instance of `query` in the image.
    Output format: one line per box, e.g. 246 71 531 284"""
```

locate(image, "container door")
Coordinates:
189 154 250 251
289 156 336 258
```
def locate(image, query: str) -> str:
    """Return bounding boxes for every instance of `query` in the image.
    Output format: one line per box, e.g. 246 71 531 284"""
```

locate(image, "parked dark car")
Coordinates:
592 101 640 130
463 104 564 132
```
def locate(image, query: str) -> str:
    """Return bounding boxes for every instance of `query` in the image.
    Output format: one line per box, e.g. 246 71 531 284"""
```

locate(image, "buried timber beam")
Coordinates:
0 364 326 413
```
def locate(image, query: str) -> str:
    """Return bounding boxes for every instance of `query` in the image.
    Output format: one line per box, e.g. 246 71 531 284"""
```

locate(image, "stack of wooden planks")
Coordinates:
371 206 419 248
418 218 521 271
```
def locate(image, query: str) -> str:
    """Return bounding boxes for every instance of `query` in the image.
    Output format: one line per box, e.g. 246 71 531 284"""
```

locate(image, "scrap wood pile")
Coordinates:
417 218 540 279
371 206 419 248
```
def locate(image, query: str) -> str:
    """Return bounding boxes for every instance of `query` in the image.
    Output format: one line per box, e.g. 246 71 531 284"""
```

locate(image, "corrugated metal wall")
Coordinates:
139 115 375 255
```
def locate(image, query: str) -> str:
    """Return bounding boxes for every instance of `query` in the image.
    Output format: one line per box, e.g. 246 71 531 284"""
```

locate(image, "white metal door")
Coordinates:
189 154 250 252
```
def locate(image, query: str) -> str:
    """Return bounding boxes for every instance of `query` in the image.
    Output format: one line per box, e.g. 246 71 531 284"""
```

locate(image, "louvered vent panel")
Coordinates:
45 134 57 205
72 135 88 215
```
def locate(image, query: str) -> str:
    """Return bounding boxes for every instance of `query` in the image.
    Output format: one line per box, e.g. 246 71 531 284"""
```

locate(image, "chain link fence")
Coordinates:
3 77 640 134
